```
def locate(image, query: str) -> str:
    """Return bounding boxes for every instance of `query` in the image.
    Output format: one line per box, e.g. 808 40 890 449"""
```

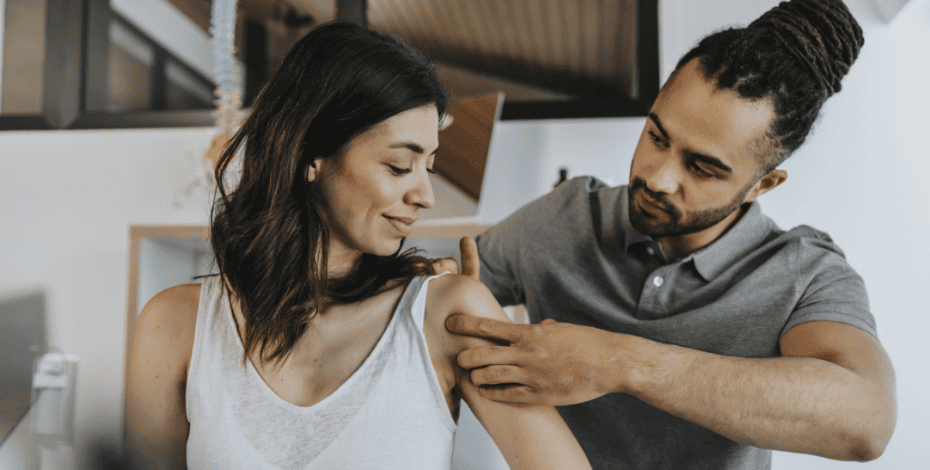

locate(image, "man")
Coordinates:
442 0 896 468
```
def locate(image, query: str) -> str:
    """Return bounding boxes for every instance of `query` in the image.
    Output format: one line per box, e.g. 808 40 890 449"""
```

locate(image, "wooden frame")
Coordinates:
124 225 209 369
0 0 83 130
72 5 216 128
1 0 215 131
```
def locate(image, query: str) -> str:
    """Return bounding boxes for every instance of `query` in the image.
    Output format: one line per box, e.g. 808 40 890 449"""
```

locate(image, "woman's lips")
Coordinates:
384 215 415 236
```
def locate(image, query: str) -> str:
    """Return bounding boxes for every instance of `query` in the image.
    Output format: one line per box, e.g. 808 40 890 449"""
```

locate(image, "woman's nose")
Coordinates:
406 170 435 209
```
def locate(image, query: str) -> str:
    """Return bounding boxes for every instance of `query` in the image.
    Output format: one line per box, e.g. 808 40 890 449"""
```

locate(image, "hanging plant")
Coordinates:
210 0 243 138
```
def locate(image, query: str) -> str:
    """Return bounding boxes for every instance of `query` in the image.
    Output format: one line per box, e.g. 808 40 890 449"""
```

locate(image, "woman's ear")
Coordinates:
306 157 325 182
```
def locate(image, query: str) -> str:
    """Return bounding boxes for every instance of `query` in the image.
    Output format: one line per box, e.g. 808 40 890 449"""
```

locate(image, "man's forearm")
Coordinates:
610 334 895 461
446 312 895 460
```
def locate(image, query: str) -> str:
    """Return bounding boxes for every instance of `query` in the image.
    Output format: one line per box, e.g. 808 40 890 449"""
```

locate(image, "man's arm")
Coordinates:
620 320 895 461
447 315 896 462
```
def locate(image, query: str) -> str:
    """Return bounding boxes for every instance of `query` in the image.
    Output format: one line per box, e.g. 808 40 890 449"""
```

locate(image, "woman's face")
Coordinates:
311 104 439 272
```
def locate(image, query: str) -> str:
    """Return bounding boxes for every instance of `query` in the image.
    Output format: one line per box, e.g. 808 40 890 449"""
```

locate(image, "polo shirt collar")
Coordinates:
609 186 776 281
601 186 653 252
690 201 776 281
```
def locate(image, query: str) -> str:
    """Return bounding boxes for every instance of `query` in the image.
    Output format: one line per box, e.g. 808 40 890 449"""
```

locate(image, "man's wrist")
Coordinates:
599 330 655 396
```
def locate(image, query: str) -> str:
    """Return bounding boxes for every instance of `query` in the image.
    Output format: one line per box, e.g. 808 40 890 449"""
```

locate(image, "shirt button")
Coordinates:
653 276 664 287
646 246 655 256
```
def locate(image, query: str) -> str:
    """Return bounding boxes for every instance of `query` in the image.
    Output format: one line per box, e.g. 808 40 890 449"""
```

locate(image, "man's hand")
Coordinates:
446 314 626 406
430 236 480 280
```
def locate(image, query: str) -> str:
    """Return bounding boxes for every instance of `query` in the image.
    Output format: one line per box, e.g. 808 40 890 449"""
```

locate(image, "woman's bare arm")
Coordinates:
427 274 591 470
124 284 199 470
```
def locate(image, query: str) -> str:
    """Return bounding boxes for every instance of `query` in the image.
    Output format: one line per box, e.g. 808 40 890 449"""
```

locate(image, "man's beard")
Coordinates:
628 177 750 238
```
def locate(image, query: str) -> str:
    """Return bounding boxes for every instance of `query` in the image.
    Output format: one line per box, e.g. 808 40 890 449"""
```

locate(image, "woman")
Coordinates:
125 22 590 469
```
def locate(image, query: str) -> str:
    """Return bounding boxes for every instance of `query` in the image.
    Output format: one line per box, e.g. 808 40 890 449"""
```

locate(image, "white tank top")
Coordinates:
185 274 456 469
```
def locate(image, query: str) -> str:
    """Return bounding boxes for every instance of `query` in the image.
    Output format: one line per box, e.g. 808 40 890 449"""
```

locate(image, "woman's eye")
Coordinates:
386 164 411 175
426 168 436 174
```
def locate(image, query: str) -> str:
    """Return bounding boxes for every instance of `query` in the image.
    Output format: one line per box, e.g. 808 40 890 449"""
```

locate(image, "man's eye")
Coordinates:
426 168 436 174
688 161 714 178
387 164 411 175
648 131 667 147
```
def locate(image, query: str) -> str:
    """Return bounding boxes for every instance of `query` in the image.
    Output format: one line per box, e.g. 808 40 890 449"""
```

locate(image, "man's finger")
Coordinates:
457 345 518 369
446 314 526 343
431 257 459 275
478 383 536 404
459 236 480 280
470 365 528 386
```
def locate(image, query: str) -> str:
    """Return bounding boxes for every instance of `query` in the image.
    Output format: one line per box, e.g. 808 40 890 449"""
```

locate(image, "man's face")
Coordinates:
628 59 776 239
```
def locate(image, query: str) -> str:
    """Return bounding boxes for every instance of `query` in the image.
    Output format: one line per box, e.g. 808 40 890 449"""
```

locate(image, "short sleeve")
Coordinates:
781 233 878 341
476 176 599 307
476 201 532 307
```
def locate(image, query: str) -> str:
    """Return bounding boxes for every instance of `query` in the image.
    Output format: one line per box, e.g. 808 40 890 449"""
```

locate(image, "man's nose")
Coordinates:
644 155 681 196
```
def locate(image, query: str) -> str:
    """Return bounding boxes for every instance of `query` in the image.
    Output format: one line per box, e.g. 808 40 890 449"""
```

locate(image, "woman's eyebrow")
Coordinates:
388 141 439 155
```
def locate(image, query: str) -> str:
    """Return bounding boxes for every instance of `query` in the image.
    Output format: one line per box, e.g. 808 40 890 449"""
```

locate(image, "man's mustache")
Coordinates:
630 178 675 213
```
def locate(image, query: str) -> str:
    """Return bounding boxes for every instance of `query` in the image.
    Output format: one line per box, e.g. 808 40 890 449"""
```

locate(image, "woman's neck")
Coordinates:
325 241 363 278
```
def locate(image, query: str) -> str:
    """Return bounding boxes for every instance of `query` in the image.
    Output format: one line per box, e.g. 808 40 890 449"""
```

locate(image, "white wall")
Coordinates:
477 0 930 467
478 118 645 223
0 127 216 467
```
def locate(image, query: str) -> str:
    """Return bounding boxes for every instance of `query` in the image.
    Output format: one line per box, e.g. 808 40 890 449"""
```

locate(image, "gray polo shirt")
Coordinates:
476 176 876 470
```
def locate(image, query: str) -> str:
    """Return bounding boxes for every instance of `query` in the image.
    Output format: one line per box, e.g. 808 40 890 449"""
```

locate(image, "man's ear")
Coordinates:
306 157 325 182
744 169 788 203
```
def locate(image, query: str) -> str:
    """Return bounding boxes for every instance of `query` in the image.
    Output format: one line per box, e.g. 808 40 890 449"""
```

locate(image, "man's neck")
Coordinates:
657 205 747 261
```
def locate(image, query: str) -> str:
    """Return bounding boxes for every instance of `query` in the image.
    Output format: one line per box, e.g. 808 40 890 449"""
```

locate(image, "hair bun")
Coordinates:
749 0 864 95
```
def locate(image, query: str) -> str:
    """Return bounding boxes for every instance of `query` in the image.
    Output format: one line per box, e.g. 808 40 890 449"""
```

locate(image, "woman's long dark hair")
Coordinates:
211 22 448 365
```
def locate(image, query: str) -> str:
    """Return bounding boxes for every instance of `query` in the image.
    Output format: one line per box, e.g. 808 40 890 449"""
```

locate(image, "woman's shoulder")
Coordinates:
425 273 501 320
139 283 201 330
132 283 202 370
125 283 202 463
423 274 510 352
